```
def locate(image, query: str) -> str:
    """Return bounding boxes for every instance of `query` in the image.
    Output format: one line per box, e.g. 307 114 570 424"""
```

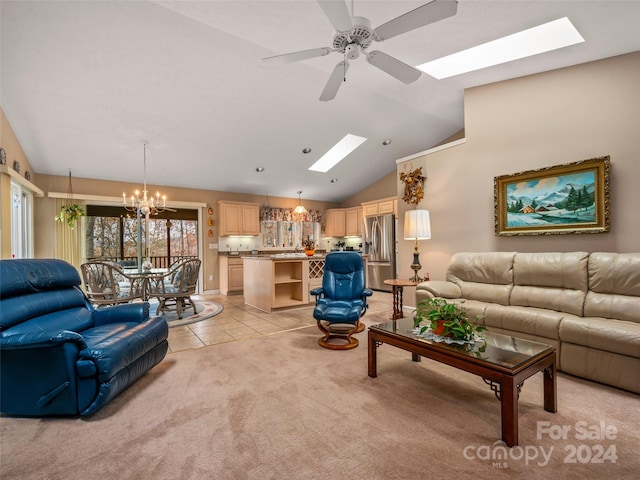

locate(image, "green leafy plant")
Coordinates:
414 298 485 342
55 203 84 229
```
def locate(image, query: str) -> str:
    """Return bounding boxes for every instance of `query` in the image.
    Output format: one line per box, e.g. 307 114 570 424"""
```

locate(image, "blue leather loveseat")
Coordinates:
0 259 169 416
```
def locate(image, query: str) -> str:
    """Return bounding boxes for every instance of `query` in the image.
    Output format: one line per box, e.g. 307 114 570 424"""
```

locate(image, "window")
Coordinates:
85 205 198 268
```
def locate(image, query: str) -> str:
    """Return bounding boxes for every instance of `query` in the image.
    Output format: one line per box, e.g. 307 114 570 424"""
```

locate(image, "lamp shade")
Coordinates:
404 209 431 240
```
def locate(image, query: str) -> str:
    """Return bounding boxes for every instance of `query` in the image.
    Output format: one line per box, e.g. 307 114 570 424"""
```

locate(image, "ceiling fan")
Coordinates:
260 0 458 101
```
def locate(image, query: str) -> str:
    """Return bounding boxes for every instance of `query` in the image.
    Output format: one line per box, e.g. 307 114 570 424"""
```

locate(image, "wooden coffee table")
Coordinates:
368 318 557 447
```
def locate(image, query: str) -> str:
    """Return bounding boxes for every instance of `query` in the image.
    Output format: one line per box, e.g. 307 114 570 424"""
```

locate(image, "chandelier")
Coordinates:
122 143 168 215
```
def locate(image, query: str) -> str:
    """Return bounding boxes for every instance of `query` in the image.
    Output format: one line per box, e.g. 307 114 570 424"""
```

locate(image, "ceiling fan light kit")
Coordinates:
261 0 458 101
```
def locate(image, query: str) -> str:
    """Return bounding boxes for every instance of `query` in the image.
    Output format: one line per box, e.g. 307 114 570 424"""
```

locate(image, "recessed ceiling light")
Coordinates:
382 139 392 146
255 167 264 172
302 147 312 154
308 134 367 173
330 178 338 183
417 17 584 79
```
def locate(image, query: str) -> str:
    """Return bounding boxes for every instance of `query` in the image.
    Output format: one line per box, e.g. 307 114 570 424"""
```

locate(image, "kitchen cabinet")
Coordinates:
244 255 367 311
362 197 397 217
325 209 346 237
219 256 243 295
345 206 362 237
325 207 362 237
218 200 260 236
243 257 310 312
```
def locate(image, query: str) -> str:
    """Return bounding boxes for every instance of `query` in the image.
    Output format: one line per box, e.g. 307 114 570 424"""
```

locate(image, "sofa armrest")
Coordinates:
0 330 87 415
416 281 462 300
0 330 86 350
92 302 150 326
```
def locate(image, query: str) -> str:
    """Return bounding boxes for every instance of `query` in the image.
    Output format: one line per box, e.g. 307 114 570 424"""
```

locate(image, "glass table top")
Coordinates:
370 318 554 370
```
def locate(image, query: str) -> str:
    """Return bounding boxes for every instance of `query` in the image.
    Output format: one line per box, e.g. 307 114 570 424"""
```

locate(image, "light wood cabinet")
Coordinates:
345 206 362 237
326 207 362 237
325 209 346 237
362 197 397 217
219 256 243 295
363 202 380 217
243 258 310 312
243 256 367 311
218 200 260 236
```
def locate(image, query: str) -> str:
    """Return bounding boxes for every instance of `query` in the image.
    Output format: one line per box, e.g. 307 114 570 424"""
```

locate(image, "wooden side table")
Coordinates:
383 277 427 321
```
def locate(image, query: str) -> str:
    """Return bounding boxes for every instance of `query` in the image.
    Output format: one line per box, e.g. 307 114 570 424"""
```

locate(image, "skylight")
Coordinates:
417 17 585 79
308 134 367 173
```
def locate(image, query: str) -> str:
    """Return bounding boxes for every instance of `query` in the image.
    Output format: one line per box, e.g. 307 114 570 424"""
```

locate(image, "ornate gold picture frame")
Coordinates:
494 156 610 236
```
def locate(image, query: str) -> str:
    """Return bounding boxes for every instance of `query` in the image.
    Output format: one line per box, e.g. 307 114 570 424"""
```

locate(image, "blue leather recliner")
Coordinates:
0 259 169 417
310 252 373 350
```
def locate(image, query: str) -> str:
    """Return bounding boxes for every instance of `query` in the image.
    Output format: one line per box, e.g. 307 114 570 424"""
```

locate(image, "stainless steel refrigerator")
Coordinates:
363 214 396 292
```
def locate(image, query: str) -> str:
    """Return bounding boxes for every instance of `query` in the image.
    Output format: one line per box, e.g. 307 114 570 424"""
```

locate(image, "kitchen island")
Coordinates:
243 255 326 313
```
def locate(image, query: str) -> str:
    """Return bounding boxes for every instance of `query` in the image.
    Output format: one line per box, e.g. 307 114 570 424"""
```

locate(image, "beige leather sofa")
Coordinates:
415 252 640 394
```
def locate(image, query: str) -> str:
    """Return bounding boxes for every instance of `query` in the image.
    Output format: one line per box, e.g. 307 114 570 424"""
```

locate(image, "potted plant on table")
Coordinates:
413 298 485 343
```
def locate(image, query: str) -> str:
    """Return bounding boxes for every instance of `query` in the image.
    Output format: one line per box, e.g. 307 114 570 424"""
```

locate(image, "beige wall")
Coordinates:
0 109 35 179
1 108 38 257
33 174 342 291
340 170 397 208
397 52 640 306
32 170 396 292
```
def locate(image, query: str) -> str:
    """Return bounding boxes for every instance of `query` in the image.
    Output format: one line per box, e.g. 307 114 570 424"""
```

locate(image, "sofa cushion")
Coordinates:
585 252 640 323
80 316 169 382
484 304 565 340
510 286 586 317
514 252 589 290
511 252 588 316
0 258 81 297
446 252 516 306
0 289 89 332
559 316 640 358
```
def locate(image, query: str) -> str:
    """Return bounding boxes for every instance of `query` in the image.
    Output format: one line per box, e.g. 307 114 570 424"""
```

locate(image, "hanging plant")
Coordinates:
55 203 84 229
55 170 84 229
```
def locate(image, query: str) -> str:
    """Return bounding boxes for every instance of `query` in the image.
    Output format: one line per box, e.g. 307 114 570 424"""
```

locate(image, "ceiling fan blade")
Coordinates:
319 61 349 102
317 0 353 32
366 51 421 84
373 0 458 41
261 47 332 67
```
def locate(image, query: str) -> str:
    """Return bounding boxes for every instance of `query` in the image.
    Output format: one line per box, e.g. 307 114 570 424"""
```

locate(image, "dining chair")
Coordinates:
149 258 201 319
80 261 145 306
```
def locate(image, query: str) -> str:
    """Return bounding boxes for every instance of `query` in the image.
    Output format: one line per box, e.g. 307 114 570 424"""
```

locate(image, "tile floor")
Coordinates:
167 290 396 353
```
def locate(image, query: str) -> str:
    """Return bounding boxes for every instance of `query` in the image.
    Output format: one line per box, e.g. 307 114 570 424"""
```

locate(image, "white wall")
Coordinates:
397 52 640 303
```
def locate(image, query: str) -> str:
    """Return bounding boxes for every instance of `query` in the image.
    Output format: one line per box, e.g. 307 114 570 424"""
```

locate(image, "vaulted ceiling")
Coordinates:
2 1 639 203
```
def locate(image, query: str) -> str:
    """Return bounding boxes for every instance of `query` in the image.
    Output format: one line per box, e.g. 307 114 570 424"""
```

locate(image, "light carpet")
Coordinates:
148 299 224 327
1 323 638 480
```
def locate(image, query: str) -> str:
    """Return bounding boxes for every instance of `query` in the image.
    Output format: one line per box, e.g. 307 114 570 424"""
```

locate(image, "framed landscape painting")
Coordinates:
494 156 610 236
